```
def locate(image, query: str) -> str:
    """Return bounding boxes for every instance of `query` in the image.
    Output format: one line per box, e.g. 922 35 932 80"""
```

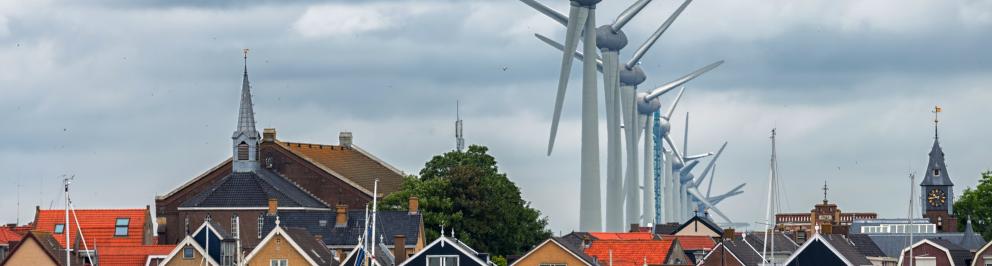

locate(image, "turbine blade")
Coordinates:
519 0 568 26
695 142 728 187
680 160 699 178
664 87 686 118
705 162 716 198
625 0 694 69
648 60 724 101
683 152 713 161
689 188 733 223
612 0 653 32
664 135 685 165
547 6 588 156
534 33 604 72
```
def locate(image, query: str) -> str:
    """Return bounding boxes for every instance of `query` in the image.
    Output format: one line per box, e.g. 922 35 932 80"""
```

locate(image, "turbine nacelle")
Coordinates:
595 25 628 51
619 65 647 86
635 93 660 117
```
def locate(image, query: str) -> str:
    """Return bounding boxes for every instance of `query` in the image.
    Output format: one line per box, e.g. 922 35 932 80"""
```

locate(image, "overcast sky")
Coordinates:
2 0 991 233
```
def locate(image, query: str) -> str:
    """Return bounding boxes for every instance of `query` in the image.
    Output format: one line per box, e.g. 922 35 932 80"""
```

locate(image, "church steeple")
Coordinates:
232 49 260 173
920 105 957 232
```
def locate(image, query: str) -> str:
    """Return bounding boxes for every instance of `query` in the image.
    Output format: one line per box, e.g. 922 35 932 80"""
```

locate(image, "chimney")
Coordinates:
335 204 348 227
339 132 353 147
629 223 641 232
263 128 277 142
723 228 736 241
267 198 278 216
408 197 419 215
393 235 407 264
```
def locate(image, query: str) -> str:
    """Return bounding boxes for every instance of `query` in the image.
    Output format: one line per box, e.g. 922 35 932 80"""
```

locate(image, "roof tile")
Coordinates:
584 239 674 266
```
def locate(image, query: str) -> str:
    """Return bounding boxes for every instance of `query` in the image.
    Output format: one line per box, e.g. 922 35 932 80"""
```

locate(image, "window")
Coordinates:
238 142 249 160
983 256 992 266
258 214 264 239
934 168 940 176
183 246 194 259
428 255 459 266
54 224 65 234
914 256 936 266
231 214 240 239
205 213 212 223
184 216 190 235
270 259 288 266
115 218 130 237
319 220 327 227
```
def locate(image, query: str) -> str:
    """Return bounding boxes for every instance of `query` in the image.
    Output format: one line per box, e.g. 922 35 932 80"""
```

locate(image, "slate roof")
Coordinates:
846 234 886 258
653 223 680 235
284 227 338 266
744 232 798 254
820 234 872 266
922 139 953 186
263 210 422 247
181 169 328 209
926 239 971 266
707 239 763 266
550 237 599 266
868 233 987 258
280 141 405 195
959 218 986 250
33 208 149 248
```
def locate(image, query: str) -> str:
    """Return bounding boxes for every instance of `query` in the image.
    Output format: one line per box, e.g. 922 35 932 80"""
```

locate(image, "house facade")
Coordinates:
510 237 598 266
244 221 336 266
155 58 405 248
400 235 493 266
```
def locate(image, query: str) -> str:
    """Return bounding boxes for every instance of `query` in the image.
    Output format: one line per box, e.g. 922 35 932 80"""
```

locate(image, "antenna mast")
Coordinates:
63 175 72 266
908 173 916 266
456 101 464 152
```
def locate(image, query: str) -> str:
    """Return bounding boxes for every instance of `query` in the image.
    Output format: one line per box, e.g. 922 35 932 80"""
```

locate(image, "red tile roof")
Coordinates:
96 245 175 266
584 239 674 266
589 232 656 240
0 227 24 244
671 235 715 251
33 208 149 248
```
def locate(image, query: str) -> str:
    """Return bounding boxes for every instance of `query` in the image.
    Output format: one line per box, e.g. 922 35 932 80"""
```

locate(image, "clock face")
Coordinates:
927 188 947 207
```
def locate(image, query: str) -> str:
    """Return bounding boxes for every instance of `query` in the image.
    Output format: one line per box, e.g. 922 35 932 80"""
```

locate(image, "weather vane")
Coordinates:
933 105 942 139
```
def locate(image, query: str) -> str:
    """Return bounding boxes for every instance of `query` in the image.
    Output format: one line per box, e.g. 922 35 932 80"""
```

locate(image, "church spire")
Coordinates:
233 48 260 173
933 105 941 140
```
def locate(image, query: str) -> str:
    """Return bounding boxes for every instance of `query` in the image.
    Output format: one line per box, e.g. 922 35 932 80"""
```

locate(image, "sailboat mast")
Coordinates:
64 175 71 266
370 179 379 265
762 129 777 266
908 173 915 266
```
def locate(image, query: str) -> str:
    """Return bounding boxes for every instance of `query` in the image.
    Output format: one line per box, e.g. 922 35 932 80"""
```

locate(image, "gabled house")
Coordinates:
0 225 27 264
32 207 156 264
971 240 992 266
155 58 405 248
260 198 425 260
672 235 716 264
782 232 871 266
189 220 239 265
399 234 493 266
510 237 599 266
898 238 973 266
674 215 722 238
340 240 398 266
0 231 81 266
698 238 764 266
160 235 220 266
245 219 337 266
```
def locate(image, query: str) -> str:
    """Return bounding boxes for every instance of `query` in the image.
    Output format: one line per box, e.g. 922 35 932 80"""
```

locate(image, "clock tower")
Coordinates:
920 105 957 232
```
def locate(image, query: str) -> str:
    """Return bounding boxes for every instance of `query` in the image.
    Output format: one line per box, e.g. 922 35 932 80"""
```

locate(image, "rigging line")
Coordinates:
69 199 96 265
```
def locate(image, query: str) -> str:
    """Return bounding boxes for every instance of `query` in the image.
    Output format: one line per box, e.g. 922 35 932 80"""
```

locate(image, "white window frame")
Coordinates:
428 255 460 266
183 246 195 259
270 258 288 266
914 256 936 266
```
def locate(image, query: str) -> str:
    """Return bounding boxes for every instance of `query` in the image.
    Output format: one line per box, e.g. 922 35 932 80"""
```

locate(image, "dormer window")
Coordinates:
933 168 940 176
237 142 249 160
115 218 130 237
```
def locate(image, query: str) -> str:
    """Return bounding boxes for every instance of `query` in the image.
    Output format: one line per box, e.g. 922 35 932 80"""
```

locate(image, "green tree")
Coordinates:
953 171 992 239
381 145 552 257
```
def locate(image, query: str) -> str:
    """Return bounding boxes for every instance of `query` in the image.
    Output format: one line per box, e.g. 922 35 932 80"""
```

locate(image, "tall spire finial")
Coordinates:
933 105 941 140
233 48 260 172
822 180 829 203
243 48 249 73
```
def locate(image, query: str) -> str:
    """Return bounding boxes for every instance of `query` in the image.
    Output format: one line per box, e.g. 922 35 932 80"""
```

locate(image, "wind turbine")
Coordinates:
520 0 605 232
522 0 656 231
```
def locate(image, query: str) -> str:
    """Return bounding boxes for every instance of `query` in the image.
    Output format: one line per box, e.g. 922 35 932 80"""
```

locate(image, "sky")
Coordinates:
1 0 991 233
